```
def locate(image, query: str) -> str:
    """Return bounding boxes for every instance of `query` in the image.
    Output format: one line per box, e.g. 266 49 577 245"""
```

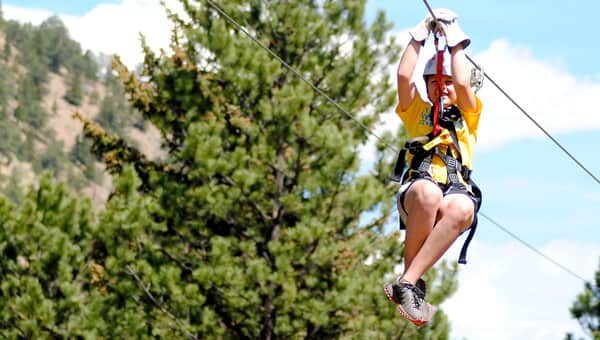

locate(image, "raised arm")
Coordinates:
397 15 433 111
450 45 476 112
436 10 477 113
397 39 422 111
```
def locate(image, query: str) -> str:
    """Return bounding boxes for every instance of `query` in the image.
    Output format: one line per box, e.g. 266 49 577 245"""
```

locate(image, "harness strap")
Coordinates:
458 179 482 264
437 152 464 188
391 134 433 183
439 106 463 162
458 219 477 264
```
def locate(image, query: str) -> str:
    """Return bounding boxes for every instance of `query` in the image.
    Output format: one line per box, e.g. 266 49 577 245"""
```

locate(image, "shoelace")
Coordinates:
400 281 425 309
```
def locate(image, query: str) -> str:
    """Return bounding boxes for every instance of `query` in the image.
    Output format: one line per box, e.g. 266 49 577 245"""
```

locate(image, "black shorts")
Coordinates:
397 177 481 231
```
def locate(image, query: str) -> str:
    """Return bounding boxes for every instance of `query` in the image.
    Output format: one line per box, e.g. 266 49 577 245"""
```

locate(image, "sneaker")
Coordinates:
384 279 436 326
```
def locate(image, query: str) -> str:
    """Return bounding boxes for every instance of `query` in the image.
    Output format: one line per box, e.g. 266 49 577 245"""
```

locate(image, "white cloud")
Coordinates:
440 239 599 340
3 4 53 25
4 0 182 69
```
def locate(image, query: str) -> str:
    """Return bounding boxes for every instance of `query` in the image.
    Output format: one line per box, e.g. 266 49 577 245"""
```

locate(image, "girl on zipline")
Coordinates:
384 8 483 326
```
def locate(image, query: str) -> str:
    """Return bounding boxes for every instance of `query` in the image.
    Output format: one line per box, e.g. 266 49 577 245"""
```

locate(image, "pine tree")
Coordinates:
38 16 70 73
75 0 459 338
567 260 600 340
69 134 98 181
14 71 48 130
64 69 83 106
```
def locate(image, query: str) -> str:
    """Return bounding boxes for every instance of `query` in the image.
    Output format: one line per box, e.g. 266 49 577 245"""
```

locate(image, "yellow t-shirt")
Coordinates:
395 95 483 184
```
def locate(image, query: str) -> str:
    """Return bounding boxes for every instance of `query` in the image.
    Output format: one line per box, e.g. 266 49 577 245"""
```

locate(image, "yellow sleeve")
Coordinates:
462 96 483 139
395 95 429 134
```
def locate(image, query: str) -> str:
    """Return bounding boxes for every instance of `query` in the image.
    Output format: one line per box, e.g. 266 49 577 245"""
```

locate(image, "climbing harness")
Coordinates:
392 32 482 265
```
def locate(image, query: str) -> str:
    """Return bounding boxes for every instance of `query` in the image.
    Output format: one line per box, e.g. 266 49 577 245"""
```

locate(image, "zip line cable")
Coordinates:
422 0 600 186
479 212 588 283
205 1 589 283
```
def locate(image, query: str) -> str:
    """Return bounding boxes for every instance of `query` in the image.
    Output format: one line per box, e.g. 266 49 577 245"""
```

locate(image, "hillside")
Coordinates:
0 15 160 205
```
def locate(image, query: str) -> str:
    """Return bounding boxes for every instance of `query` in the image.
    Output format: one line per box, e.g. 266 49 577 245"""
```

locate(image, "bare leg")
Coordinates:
402 180 443 280
402 193 475 283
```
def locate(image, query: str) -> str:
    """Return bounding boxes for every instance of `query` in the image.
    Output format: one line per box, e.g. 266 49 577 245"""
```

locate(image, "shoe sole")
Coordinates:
383 283 399 304
383 283 429 327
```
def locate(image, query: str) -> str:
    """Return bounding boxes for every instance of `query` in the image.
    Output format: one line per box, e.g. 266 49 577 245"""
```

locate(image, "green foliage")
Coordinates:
2 39 10 61
38 16 73 73
0 169 25 204
3 20 49 80
94 72 140 136
0 58 13 114
0 119 21 165
32 139 67 175
4 15 98 79
64 69 83 106
88 89 100 105
15 131 35 164
14 72 48 129
0 173 96 338
69 135 99 181
568 260 600 340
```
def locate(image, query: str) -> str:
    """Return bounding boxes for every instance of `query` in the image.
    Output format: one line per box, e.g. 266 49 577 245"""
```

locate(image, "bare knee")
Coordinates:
440 195 475 232
405 180 443 213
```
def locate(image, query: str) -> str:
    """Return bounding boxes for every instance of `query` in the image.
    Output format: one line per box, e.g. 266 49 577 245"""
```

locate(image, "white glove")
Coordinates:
409 8 463 44
409 16 433 43
432 8 457 23
430 8 470 49
437 20 471 49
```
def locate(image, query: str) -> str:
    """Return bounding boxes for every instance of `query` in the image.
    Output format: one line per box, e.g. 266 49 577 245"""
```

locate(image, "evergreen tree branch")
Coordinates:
205 287 252 340
160 248 193 272
6 306 27 337
222 174 270 225
72 111 178 193
125 265 198 340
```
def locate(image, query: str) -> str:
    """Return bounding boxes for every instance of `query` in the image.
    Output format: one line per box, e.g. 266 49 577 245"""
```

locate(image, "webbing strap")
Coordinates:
391 148 407 182
439 106 463 161
458 222 477 264
391 134 433 183
445 156 461 185
459 179 483 264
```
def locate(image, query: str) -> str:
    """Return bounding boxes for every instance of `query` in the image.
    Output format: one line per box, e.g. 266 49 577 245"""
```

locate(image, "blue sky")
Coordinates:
4 1 600 339
4 0 118 16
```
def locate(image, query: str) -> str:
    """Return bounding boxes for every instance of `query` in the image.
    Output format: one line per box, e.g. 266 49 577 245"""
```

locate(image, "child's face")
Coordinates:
426 75 456 107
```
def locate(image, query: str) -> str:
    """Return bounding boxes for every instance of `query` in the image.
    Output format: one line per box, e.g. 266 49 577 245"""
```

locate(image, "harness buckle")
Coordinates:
422 129 452 151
